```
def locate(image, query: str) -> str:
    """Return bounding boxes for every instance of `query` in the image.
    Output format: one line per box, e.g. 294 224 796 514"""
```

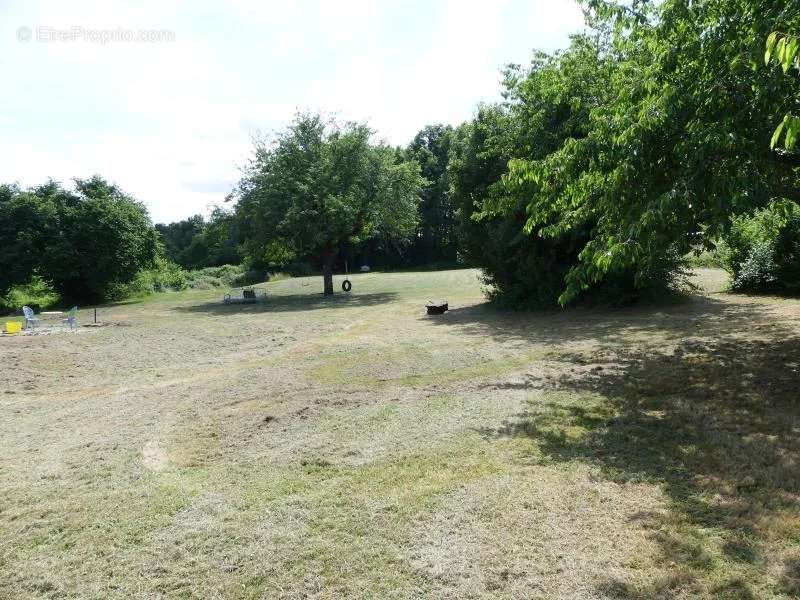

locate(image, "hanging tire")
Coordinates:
342 279 352 292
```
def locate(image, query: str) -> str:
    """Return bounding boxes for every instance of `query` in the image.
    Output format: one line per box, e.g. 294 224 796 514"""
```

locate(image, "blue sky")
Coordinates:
1 1 585 223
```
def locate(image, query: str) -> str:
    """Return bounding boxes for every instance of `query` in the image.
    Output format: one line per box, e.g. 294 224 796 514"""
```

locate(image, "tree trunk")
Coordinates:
322 247 336 296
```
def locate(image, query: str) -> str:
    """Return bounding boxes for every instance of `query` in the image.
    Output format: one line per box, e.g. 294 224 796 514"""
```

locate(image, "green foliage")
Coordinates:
156 207 240 269
359 124 458 270
448 106 514 268
684 248 722 269
404 124 458 265
6 3 797 309
155 215 204 266
0 276 60 313
108 258 188 299
183 264 261 289
235 113 424 294
447 43 678 306
455 0 799 306
765 31 799 150
718 201 800 293
109 260 270 299
51 177 160 301
0 176 160 303
0 183 60 295
448 104 569 306
731 239 779 291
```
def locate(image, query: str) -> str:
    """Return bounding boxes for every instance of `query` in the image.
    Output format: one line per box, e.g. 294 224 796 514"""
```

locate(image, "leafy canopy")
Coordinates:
235 113 423 291
0 176 159 302
404 124 458 264
491 0 800 304
766 31 800 150
156 207 240 269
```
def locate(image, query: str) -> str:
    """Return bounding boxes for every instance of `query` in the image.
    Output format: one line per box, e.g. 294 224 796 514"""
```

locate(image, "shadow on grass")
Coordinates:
173 292 399 315
476 328 800 597
424 290 790 350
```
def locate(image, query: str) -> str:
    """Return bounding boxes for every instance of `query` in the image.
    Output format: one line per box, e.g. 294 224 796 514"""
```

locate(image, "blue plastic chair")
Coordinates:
63 307 78 330
22 306 40 329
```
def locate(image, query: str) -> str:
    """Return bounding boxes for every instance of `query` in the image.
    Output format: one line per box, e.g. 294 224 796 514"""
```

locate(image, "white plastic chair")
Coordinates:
22 306 40 329
63 307 78 330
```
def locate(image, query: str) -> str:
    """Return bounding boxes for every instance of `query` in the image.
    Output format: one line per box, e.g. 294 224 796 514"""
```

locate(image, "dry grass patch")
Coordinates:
2 268 799 598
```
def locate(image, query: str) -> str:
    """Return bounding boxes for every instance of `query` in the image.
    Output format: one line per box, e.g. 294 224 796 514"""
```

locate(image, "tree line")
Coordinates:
0 177 159 303
158 121 459 277
2 0 798 307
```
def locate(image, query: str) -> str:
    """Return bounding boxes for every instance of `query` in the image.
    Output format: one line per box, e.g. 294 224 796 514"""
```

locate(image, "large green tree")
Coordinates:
235 114 423 295
0 183 60 296
155 215 205 267
448 39 643 306
468 0 800 305
49 176 159 300
156 207 240 269
449 105 513 269
0 176 159 302
766 30 800 150
405 124 457 265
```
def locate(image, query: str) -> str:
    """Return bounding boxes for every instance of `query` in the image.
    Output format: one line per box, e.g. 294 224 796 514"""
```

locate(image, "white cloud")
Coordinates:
0 0 584 223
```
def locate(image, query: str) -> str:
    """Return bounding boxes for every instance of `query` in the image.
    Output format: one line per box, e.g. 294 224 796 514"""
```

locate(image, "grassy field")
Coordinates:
1 268 799 599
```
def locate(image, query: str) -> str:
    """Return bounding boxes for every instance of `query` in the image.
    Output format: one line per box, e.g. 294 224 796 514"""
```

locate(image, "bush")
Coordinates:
150 260 189 292
232 269 268 286
0 276 60 314
185 264 246 289
1 177 160 303
685 248 723 269
89 262 282 302
108 259 188 299
476 204 687 308
719 202 800 293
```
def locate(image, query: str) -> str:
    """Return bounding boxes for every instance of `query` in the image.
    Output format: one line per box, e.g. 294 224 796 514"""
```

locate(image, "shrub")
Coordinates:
476 204 687 308
150 260 189 292
1 178 160 303
108 259 188 299
0 276 60 314
232 269 268 286
185 264 246 289
685 248 723 269
719 202 800 294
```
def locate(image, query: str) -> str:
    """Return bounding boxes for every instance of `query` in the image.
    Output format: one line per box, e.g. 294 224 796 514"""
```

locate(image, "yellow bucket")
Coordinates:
5 321 22 334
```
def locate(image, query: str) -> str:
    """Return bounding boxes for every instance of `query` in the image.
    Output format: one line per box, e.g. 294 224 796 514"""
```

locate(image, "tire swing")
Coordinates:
341 260 353 292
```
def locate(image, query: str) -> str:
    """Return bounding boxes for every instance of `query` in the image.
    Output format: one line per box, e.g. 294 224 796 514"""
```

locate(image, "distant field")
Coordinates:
2 268 799 599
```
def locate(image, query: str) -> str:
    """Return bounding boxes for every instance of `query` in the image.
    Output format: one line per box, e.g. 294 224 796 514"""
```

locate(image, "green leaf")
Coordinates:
765 31 778 64
771 118 786 149
786 120 798 151
786 38 799 72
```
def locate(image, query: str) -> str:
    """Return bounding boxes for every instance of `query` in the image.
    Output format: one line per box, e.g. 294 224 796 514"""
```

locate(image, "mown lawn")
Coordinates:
1 268 798 598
